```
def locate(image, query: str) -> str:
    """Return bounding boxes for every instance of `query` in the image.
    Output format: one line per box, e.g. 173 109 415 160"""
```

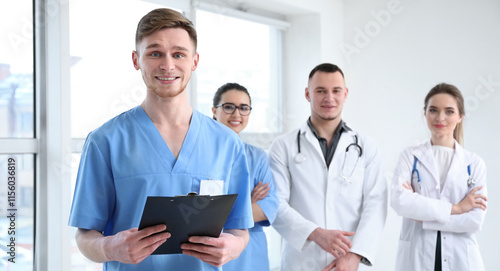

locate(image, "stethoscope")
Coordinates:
294 130 363 182
294 131 307 163
412 157 474 188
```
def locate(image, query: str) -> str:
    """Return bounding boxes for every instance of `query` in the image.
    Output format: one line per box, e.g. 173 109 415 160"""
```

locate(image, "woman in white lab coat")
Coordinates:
391 83 488 271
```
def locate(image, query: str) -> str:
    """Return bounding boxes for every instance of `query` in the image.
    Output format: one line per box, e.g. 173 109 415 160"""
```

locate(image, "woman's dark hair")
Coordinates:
212 83 251 107
424 83 465 145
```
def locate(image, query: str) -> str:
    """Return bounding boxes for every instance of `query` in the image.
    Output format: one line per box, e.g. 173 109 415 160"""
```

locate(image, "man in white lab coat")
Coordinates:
268 63 387 271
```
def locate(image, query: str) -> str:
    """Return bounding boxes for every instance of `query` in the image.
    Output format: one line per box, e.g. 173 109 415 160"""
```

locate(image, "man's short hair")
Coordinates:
308 63 345 80
135 8 197 53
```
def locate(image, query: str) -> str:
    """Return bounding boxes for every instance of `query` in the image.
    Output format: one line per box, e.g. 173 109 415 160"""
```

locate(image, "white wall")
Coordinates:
342 0 500 270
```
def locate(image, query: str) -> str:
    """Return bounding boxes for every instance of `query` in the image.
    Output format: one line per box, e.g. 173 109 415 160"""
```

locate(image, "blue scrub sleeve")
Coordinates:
68 133 116 232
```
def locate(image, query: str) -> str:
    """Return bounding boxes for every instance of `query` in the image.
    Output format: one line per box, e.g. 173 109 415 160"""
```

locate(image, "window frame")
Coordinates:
34 0 73 269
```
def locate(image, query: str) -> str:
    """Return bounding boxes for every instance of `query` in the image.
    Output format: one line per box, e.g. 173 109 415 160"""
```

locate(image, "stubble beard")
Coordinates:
313 108 340 122
150 82 186 99
319 115 338 121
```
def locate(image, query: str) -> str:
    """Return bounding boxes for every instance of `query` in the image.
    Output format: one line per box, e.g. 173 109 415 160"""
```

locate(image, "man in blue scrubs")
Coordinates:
68 8 253 270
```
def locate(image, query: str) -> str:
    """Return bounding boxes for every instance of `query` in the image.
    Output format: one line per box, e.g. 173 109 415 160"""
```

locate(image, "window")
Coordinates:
0 1 34 138
195 9 283 135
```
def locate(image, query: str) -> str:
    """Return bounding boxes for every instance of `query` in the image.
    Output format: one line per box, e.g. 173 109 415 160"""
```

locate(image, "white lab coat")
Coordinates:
268 122 387 271
391 140 487 271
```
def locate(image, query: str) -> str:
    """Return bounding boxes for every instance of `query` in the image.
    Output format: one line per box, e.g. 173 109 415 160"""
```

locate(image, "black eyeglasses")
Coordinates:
215 103 252 116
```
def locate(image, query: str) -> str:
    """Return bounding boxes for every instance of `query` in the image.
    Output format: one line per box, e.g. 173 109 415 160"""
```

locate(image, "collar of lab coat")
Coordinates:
300 120 354 139
300 121 324 162
411 139 468 187
300 120 357 169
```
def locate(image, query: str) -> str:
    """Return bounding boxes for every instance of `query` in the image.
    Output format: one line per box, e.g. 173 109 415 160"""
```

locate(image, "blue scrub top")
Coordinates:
69 106 253 271
223 143 279 271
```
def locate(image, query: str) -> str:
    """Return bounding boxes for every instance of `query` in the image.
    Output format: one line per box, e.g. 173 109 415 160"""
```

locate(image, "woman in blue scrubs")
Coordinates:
212 83 279 271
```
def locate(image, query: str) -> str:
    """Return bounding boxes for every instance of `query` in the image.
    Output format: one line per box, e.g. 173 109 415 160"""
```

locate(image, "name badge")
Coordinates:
200 180 224 196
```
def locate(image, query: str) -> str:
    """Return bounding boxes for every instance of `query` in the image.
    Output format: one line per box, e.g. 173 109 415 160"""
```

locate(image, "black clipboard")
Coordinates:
138 193 238 254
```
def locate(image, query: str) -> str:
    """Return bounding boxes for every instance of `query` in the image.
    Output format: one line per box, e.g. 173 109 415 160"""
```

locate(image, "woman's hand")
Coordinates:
402 181 414 192
452 186 488 214
251 182 270 204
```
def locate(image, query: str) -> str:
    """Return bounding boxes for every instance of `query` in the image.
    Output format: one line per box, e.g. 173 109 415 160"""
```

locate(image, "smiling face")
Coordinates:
425 93 463 141
212 90 251 134
306 71 348 123
132 27 199 99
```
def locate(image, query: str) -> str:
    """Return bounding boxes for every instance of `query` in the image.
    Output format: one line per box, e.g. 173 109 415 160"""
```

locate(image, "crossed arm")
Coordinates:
402 181 487 215
251 181 270 222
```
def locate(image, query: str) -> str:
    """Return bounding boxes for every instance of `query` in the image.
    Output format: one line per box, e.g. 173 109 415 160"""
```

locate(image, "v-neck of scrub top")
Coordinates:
133 106 200 173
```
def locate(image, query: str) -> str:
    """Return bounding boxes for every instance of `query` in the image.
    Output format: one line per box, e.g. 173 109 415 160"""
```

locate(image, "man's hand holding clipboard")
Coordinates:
138 193 248 266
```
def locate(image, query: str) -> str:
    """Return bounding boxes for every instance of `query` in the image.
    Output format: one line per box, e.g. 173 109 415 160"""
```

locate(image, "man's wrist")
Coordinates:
100 235 112 262
307 227 321 242
348 252 362 261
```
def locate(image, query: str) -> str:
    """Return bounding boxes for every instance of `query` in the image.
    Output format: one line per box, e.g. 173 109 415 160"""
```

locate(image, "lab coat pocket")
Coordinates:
466 243 485 271
395 239 411 270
